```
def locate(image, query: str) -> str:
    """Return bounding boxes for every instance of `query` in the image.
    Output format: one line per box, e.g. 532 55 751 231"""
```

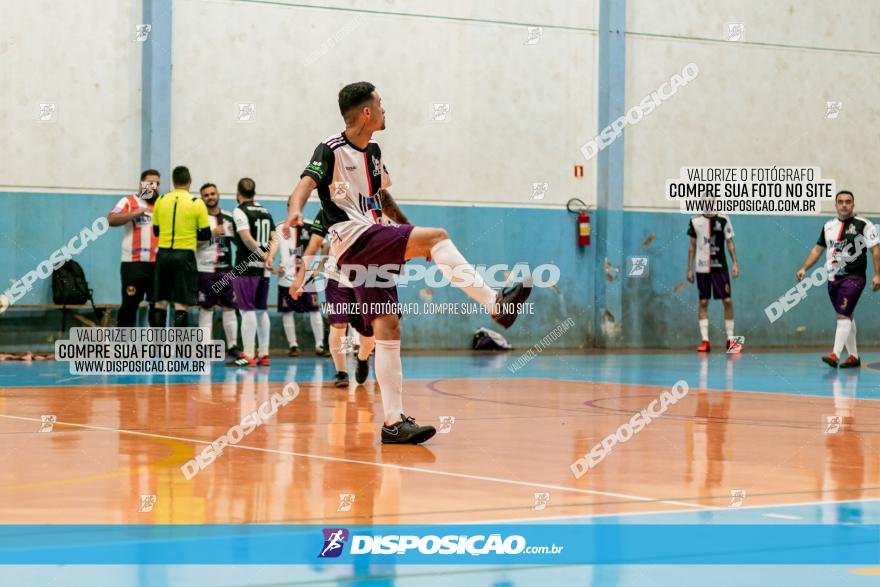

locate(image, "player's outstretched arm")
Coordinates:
284 176 318 231
796 245 824 282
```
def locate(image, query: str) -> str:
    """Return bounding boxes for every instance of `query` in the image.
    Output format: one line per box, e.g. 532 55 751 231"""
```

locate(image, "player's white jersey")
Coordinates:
300 132 392 259
196 211 234 273
110 195 157 263
687 214 734 274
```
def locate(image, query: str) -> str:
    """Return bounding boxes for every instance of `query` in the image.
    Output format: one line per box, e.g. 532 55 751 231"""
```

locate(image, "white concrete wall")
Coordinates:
0 0 142 192
171 0 598 207
623 0 880 212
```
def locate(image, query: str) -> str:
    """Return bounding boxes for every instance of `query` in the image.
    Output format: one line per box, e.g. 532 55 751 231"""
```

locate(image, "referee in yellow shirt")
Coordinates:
151 166 211 326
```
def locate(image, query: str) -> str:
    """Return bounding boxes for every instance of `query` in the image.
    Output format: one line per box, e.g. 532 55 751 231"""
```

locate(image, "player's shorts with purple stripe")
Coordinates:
232 275 269 311
324 278 372 337
277 285 319 313
197 271 236 309
827 275 865 317
337 223 414 329
696 271 731 300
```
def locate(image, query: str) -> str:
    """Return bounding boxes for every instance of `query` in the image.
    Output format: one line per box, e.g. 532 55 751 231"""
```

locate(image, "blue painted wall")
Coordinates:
2 192 876 349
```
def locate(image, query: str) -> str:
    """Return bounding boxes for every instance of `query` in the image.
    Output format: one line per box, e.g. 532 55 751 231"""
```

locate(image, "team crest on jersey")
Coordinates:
126 286 137 296
846 224 858 235
371 155 381 176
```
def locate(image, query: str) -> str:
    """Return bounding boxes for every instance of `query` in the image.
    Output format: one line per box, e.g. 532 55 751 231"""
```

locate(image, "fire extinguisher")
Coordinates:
567 198 591 247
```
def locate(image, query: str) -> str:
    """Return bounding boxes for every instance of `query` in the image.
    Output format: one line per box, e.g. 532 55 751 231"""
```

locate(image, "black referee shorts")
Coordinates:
154 248 198 306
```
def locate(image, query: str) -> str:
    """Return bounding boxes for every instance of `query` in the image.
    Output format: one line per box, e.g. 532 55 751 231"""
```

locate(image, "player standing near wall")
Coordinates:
108 169 161 326
796 190 880 368
686 213 740 353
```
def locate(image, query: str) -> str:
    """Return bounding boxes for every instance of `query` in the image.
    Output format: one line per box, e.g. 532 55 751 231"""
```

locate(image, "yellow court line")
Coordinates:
0 430 192 492
851 568 880 575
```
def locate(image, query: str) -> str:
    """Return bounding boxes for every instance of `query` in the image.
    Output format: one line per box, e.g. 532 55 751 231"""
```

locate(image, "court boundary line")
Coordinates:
0 413 709 510
465 497 880 524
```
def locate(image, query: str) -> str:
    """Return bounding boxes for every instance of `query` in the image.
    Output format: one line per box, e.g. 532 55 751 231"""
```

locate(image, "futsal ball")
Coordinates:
0 293 7 315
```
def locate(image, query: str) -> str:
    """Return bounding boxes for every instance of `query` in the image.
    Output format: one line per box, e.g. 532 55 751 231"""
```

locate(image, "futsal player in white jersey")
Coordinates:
265 219 326 357
196 183 240 355
284 82 532 444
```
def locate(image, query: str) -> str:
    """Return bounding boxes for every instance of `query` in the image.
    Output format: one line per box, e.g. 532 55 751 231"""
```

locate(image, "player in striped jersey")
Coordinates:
196 183 240 355
796 191 880 367
265 218 326 357
107 169 161 327
284 82 532 444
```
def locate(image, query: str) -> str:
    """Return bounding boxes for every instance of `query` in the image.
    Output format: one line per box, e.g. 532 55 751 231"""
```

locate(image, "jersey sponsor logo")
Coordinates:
345 165 357 171
306 161 325 178
358 192 381 216
371 155 381 176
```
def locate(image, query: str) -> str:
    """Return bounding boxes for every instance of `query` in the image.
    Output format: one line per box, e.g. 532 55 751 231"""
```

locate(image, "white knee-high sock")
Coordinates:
725 320 734 340
241 311 257 357
375 339 404 424
430 239 496 307
699 319 709 341
198 308 213 335
833 319 851 356
222 309 238 347
358 335 375 361
257 310 270 357
845 319 858 358
281 312 297 346
328 326 347 372
309 312 324 350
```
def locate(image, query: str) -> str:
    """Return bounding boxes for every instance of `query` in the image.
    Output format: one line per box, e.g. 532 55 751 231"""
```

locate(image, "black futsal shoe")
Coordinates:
288 345 299 357
334 371 349 388
381 414 437 445
226 345 242 358
492 279 533 329
355 358 369 384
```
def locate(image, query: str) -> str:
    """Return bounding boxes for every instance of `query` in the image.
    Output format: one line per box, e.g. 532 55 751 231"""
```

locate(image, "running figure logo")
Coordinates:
318 528 349 558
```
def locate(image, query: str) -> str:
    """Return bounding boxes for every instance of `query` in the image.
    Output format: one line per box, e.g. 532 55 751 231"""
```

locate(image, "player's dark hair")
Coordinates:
237 177 256 199
140 169 160 180
835 190 854 203
172 166 191 187
338 82 376 122
200 183 217 193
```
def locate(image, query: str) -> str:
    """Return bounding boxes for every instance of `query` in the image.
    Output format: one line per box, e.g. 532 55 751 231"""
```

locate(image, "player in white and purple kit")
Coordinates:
266 219 326 357
797 191 880 368
196 183 239 356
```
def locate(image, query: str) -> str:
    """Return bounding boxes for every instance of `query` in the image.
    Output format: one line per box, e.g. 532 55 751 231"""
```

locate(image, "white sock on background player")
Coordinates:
699 319 709 341
282 312 297 346
308 312 324 350
198 309 213 333
844 319 858 358
221 309 238 347
241 311 257 357
429 239 496 308
375 339 404 424
833 319 851 357
358 336 375 361
257 310 270 357
725 320 734 340
328 326 347 372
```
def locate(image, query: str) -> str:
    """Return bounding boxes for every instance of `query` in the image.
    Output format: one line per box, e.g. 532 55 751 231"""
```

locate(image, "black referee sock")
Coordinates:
174 310 189 327
149 307 167 327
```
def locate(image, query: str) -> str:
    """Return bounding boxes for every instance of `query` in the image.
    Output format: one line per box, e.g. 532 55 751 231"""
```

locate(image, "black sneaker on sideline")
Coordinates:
334 371 349 388
381 414 437 445
491 279 533 329
355 358 369 384
226 345 242 359
288 345 299 357
316 346 329 357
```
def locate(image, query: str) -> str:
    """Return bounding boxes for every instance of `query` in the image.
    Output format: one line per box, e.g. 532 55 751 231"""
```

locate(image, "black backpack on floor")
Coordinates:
52 260 92 306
